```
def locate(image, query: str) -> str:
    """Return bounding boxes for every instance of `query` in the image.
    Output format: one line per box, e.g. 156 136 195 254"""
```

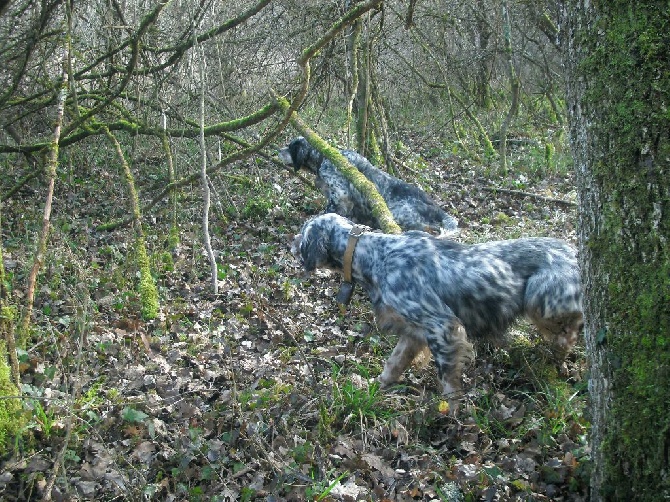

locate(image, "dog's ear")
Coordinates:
300 232 320 272
289 137 307 171
299 222 328 272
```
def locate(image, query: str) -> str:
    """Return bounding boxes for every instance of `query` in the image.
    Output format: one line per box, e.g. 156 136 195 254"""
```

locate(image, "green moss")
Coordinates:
365 130 384 167
578 4 670 497
0 342 25 452
136 240 159 320
1 306 17 322
168 225 180 250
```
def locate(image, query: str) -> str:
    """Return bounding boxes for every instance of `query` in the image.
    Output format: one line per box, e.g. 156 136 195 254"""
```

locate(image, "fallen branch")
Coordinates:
480 185 576 207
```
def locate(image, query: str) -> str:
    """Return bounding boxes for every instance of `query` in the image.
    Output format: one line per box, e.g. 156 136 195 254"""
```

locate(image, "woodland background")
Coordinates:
0 0 662 501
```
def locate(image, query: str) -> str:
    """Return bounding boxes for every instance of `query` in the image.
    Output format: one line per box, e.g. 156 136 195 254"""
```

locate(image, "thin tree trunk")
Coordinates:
19 59 68 345
356 25 372 156
199 45 217 295
346 14 362 150
474 0 493 109
104 128 159 320
161 113 179 249
499 0 520 173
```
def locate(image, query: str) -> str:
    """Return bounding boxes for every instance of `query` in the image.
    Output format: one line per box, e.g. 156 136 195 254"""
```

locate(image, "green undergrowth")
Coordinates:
0 342 25 451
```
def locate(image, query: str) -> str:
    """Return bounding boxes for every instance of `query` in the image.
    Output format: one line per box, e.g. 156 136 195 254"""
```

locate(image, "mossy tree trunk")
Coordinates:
564 2 670 500
346 6 383 165
474 0 493 109
104 128 159 320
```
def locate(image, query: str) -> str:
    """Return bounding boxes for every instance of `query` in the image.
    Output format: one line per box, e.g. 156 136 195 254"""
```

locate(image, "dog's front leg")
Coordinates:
426 318 474 413
378 334 427 388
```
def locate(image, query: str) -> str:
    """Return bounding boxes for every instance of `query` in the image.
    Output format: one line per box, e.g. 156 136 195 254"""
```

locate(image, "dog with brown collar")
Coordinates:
292 213 584 409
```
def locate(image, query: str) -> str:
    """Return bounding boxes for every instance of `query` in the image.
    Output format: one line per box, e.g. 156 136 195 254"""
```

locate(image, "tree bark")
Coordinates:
104 128 159 320
499 0 520 173
564 2 670 500
474 0 493 109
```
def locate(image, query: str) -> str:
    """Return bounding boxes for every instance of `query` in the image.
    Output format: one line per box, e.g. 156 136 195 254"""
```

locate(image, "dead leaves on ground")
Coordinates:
0 147 589 501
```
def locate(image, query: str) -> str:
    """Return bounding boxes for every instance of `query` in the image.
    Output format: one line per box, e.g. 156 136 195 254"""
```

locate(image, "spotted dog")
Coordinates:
292 213 583 408
279 137 458 235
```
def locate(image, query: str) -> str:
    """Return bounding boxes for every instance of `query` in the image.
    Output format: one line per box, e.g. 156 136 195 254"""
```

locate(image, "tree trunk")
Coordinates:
499 0 520 174
564 2 670 500
198 44 217 295
474 0 493 109
104 128 159 320
20 59 68 346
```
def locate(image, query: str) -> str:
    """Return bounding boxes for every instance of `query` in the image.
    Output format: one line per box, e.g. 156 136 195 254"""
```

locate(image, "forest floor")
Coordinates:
0 137 590 501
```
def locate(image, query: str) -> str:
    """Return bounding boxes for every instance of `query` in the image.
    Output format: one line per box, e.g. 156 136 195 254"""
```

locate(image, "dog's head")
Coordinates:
292 213 357 273
278 137 322 173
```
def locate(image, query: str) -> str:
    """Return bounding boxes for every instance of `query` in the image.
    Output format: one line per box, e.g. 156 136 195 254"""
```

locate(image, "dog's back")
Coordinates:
369 232 580 339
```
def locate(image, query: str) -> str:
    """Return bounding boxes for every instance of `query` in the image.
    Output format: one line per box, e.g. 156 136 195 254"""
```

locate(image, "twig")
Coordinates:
43 285 90 500
480 185 576 207
198 43 217 295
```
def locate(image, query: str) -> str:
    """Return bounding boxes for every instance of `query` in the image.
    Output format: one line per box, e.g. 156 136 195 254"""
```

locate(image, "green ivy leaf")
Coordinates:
122 407 149 423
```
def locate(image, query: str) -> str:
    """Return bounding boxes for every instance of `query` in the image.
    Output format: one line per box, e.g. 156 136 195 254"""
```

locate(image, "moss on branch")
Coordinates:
274 95 401 235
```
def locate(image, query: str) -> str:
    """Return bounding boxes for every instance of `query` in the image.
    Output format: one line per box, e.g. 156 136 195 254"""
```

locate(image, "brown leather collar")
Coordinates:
336 225 365 307
342 225 365 282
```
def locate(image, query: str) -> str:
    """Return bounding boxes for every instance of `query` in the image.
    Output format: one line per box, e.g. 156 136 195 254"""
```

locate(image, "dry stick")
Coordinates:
160 115 179 243
43 291 89 501
480 185 576 207
198 44 217 295
19 60 68 345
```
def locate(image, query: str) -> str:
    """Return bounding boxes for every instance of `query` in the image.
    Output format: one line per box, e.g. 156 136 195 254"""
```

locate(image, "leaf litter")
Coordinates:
0 141 589 501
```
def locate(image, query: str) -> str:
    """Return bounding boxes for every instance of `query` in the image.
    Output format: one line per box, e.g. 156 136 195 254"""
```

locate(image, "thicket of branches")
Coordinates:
0 0 563 448
0 0 562 308
1 0 563 180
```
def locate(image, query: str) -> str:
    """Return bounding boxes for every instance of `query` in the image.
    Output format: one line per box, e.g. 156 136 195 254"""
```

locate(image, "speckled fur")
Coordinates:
292 213 583 404
279 137 458 235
